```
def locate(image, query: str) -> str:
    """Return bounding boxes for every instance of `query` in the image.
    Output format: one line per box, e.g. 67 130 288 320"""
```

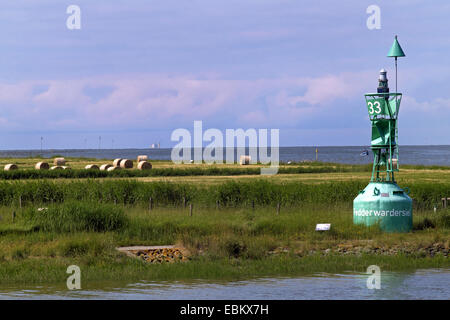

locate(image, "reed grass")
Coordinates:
20 202 126 233
0 164 374 180
0 179 447 209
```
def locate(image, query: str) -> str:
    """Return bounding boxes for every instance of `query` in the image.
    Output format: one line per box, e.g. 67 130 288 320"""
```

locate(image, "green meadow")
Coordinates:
0 159 448 285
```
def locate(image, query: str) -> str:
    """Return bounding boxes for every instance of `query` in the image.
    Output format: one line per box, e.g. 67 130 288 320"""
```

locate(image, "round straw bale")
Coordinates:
100 164 113 171
137 155 148 162
50 166 64 170
113 158 123 167
85 164 99 170
4 164 18 171
107 166 121 172
35 162 50 170
53 157 66 166
239 155 251 165
137 161 152 170
389 158 398 170
119 159 133 169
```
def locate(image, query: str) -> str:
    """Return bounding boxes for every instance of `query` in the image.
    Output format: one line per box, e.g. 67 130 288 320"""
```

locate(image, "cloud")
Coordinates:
0 82 34 103
4 70 446 133
402 95 450 113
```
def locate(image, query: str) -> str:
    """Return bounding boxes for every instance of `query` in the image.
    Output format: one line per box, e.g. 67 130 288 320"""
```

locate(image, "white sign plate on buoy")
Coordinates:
315 223 331 231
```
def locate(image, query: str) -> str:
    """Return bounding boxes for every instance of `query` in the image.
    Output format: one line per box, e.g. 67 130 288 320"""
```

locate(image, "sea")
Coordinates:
0 145 449 166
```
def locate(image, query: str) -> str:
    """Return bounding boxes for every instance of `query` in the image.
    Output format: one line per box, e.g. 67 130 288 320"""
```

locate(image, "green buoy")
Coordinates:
353 36 412 233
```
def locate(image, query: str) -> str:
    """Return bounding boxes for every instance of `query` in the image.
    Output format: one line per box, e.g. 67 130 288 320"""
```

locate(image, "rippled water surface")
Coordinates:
0 269 448 300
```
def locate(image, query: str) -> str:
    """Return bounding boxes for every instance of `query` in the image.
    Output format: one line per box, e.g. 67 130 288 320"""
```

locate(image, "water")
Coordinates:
0 145 449 166
0 269 448 300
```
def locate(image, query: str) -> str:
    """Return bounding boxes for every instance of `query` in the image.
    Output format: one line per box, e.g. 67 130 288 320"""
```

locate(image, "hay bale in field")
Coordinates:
119 159 133 169
53 157 66 166
50 166 64 170
35 162 50 170
137 155 148 162
85 164 99 170
389 158 398 170
137 160 152 170
107 166 121 172
113 158 123 167
239 155 251 165
4 164 18 171
62 166 71 170
100 164 113 171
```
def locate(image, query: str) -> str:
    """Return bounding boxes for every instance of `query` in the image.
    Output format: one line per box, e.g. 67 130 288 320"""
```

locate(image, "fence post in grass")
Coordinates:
114 198 117 205
189 203 193 217
442 198 447 209
12 211 15 223
149 197 153 211
19 195 22 208
276 202 280 215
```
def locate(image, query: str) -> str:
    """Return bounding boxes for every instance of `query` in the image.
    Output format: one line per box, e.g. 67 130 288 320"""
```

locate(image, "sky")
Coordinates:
0 0 449 149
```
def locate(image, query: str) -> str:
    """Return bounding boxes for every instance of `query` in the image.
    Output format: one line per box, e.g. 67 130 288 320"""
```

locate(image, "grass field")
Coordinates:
0 158 448 285
0 156 448 185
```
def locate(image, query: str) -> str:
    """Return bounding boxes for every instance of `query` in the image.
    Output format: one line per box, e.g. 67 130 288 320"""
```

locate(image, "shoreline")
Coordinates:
0 253 448 286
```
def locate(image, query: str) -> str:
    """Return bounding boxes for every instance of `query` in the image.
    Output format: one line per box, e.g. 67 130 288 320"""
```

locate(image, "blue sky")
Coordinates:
0 0 449 149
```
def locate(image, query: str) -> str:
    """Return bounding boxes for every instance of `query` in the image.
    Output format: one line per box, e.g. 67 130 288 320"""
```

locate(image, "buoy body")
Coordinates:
353 182 412 232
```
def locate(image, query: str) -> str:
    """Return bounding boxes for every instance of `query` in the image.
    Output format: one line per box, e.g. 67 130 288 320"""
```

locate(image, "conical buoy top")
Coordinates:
387 35 405 57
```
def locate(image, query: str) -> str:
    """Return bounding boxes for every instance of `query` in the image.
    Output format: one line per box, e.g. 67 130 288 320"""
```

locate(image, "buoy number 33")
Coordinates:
367 101 382 114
